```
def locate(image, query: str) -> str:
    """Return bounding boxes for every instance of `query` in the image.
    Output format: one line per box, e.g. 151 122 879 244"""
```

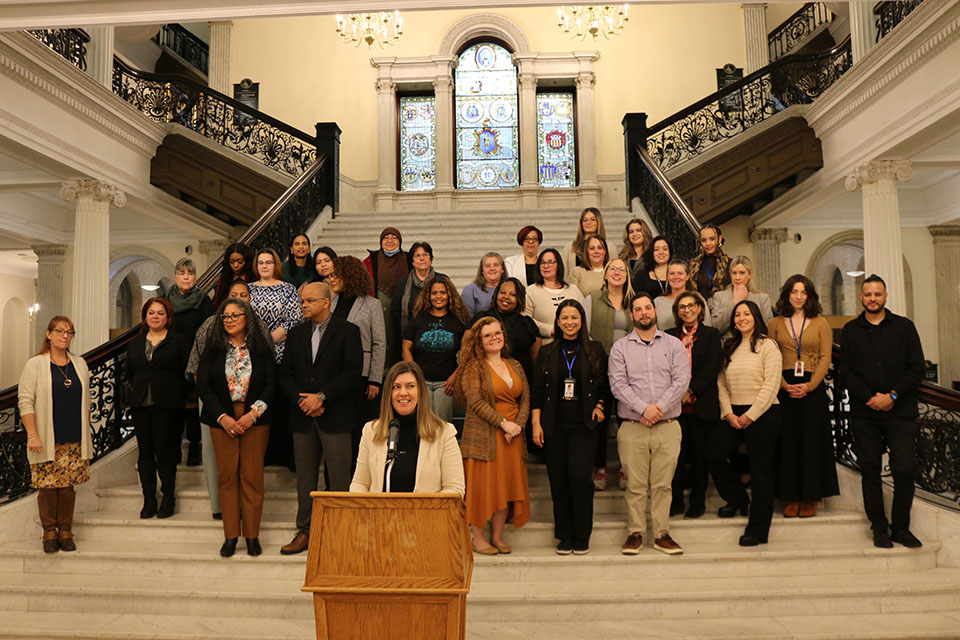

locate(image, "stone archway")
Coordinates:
109 247 175 330
437 13 531 55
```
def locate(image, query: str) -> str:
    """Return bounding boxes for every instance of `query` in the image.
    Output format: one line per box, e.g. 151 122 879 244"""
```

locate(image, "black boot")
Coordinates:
157 494 175 519
140 493 158 519
186 441 201 467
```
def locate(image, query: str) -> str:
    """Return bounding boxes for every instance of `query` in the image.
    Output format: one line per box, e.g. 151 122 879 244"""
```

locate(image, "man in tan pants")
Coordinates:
608 292 690 555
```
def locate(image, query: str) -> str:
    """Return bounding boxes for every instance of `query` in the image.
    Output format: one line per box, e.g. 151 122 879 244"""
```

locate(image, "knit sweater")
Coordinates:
523 283 584 343
717 337 781 423
767 315 832 390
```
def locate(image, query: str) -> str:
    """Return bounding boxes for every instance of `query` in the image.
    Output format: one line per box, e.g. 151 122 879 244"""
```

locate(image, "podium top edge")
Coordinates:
309 491 463 500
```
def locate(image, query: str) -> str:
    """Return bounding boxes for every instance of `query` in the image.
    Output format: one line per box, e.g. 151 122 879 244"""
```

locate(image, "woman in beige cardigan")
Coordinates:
351 361 464 497
18 315 93 553
455 316 531 555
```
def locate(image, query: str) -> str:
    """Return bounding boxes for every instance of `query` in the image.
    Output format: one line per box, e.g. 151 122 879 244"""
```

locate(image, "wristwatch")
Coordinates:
890 390 898 402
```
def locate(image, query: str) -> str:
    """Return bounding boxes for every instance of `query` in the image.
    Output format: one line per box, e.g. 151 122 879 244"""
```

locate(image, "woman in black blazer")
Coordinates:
531 300 610 555
666 291 722 519
125 297 191 520
197 297 277 558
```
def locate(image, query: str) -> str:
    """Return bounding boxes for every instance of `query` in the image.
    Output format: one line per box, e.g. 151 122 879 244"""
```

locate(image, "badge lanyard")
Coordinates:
789 316 807 377
562 344 580 401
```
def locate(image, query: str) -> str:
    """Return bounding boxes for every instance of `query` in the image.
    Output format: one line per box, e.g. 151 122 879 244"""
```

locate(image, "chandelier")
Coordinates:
557 5 629 40
335 11 403 48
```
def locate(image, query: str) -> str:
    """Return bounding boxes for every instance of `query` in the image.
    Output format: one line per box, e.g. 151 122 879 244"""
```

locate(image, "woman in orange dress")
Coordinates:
455 316 530 555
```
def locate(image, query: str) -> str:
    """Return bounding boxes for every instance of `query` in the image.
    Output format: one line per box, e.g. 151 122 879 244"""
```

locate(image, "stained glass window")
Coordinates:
537 92 576 188
399 96 436 192
455 42 519 190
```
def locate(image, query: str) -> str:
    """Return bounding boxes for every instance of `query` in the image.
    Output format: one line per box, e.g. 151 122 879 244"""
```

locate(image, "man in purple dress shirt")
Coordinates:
609 292 690 556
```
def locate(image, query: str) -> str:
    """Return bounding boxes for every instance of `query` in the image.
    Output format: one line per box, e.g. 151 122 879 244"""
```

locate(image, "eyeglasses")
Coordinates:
608 266 628 273
482 331 504 340
221 313 245 321
51 329 76 337
523 236 539 243
541 260 557 266
677 303 700 311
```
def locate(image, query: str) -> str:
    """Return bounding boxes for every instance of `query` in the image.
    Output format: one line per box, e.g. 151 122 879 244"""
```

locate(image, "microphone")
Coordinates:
386 419 400 462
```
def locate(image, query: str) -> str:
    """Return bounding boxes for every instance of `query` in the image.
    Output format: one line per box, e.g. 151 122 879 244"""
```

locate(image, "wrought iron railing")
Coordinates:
826 344 960 511
157 23 209 76
875 0 927 41
768 3 832 61
0 154 330 506
633 144 701 260
112 57 317 179
26 28 89 71
645 36 852 172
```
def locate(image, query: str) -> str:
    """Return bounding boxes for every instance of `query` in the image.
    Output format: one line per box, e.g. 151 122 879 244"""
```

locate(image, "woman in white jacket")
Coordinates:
504 225 543 288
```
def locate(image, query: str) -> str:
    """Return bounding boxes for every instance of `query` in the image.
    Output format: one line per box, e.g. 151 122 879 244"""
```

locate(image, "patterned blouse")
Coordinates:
248 281 303 363
225 344 267 419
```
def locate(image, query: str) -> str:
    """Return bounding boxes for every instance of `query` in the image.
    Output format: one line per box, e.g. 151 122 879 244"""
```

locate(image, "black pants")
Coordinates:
264 397 295 469
671 413 714 511
544 422 597 547
707 405 780 538
852 416 917 532
132 407 182 497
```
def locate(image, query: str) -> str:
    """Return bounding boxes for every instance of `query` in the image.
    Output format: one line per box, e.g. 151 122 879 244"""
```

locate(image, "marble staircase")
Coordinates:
2 455 960 639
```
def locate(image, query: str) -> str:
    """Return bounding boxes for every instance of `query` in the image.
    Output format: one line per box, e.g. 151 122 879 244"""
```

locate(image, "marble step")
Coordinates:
3 611 960 640
0 538 938 584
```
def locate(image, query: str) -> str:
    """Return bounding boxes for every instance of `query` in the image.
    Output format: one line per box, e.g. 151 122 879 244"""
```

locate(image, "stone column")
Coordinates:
575 71 600 206
517 69 539 207
31 244 67 351
208 21 232 94
374 76 397 212
741 3 769 73
849 1 877 63
60 180 126 354
844 160 913 314
85 26 115 89
748 227 788 297
929 225 960 388
433 72 455 209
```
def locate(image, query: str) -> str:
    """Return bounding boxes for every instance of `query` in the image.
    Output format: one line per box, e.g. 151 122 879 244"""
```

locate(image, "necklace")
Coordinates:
54 360 73 388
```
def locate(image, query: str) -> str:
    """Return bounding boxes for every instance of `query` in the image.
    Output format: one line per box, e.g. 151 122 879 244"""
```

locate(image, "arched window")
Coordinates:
455 41 519 190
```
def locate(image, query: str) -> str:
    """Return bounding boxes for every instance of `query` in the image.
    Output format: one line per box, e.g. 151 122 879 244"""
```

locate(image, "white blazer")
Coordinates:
350 420 465 497
18 352 93 465
504 253 531 287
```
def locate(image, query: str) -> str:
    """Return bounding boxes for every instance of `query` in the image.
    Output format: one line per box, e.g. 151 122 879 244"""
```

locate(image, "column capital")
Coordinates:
928 225 960 242
740 2 767 9
575 72 596 89
844 159 914 191
31 244 67 264
208 20 234 27
60 179 127 207
375 78 396 95
432 76 453 92
748 227 788 244
518 73 537 90
198 239 233 258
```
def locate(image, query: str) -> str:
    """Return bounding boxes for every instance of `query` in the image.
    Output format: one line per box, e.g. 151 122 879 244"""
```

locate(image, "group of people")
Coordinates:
18 210 926 558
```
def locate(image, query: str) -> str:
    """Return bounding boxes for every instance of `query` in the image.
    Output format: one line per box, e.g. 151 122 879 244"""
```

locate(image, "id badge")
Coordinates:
794 360 805 377
563 378 575 400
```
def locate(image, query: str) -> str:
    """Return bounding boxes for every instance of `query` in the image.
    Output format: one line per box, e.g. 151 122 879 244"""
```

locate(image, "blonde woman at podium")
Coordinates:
350 361 464 497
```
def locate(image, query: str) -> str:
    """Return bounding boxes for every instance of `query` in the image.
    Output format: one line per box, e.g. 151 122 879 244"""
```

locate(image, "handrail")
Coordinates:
635 144 701 237
767 3 832 61
874 0 926 42
26 28 89 71
157 23 209 75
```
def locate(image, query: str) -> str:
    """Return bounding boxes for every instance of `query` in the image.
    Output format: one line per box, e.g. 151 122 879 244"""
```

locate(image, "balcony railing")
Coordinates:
157 24 210 76
26 28 89 71
768 3 833 61
875 1 927 41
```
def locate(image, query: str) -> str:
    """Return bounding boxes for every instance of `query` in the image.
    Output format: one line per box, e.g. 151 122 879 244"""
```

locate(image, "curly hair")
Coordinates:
453 316 511 403
775 274 822 317
333 255 373 299
209 298 274 357
411 274 471 326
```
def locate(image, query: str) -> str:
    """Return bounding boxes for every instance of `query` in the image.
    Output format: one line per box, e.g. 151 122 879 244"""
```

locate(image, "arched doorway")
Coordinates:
1 298 30 387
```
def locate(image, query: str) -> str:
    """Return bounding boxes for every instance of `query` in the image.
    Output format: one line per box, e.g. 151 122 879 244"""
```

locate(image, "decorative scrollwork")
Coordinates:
111 59 316 179
646 38 852 172
27 29 89 71
158 24 209 76
250 171 329 256
635 167 699 261
875 1 926 42
768 3 832 61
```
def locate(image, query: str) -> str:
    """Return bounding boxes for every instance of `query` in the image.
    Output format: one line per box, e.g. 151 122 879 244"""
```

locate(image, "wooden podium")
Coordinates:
302 492 474 640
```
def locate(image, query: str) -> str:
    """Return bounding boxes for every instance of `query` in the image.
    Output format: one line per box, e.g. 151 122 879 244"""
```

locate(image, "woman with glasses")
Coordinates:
19 316 92 553
655 259 703 332
505 225 543 287
126 297 191 519
524 249 584 344
197 298 277 557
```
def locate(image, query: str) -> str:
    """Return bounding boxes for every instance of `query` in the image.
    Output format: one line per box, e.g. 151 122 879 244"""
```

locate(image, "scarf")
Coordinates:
376 250 408 297
166 285 207 314
400 267 436 334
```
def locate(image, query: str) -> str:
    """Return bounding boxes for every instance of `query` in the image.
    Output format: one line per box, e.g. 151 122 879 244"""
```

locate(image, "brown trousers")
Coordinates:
209 403 270 539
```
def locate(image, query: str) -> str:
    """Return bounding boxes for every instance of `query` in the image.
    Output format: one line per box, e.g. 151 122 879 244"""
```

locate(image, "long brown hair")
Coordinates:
372 361 445 443
775 274 822 317
411 274 471 326
721 300 770 369
38 315 75 355
453 316 512 404
619 217 653 261
573 207 608 266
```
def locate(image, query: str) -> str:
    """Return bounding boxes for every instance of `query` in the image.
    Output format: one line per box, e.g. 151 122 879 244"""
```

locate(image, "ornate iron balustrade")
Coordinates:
875 0 927 41
633 144 701 261
158 24 209 76
768 3 832 61
646 36 852 172
112 58 317 179
826 345 960 511
27 28 89 71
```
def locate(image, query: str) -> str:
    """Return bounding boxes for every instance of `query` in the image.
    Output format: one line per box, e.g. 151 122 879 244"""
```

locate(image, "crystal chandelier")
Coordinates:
335 11 403 48
557 5 629 40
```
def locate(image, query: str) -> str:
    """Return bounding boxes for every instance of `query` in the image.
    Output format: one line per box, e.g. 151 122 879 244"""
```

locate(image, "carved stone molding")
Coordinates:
437 13 530 55
749 227 788 244
518 73 537 90
929 225 960 242
844 159 914 190
31 244 67 263
199 239 233 258
60 179 127 207
375 78 395 94
575 72 596 89
432 76 452 92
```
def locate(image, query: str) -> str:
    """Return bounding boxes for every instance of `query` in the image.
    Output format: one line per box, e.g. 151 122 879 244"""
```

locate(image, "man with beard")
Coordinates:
839 275 925 549
608 292 690 556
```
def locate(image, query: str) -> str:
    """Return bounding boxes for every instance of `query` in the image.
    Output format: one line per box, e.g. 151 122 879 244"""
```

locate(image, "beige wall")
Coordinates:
231 5 748 182
0 273 37 388
766 3 805 34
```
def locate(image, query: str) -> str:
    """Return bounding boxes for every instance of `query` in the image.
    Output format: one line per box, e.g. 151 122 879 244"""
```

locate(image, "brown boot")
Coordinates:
783 501 800 518
57 487 77 551
799 501 818 518
38 489 59 553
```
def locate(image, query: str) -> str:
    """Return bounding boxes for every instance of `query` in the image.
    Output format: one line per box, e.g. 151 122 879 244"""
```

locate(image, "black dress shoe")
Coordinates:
891 528 922 548
718 503 749 518
684 505 705 519
220 538 238 557
212 512 222 520
140 495 158 519
739 534 762 547
186 442 201 467
246 537 262 556
670 502 685 517
873 529 894 548
157 495 175 519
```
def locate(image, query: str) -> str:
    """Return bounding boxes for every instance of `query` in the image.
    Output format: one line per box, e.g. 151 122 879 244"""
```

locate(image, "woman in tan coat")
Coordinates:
455 316 530 555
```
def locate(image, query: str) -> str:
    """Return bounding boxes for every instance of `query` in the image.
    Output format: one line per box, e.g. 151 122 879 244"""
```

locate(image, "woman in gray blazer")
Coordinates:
709 255 774 335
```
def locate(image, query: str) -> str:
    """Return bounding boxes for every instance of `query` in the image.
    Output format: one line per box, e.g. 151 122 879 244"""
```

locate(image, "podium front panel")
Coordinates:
315 592 462 640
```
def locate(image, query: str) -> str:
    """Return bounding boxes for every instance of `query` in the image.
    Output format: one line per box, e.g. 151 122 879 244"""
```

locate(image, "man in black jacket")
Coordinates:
839 275 925 549
278 281 362 555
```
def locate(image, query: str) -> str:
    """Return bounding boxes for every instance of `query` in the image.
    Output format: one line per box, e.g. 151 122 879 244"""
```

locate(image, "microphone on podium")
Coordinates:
387 419 400 463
